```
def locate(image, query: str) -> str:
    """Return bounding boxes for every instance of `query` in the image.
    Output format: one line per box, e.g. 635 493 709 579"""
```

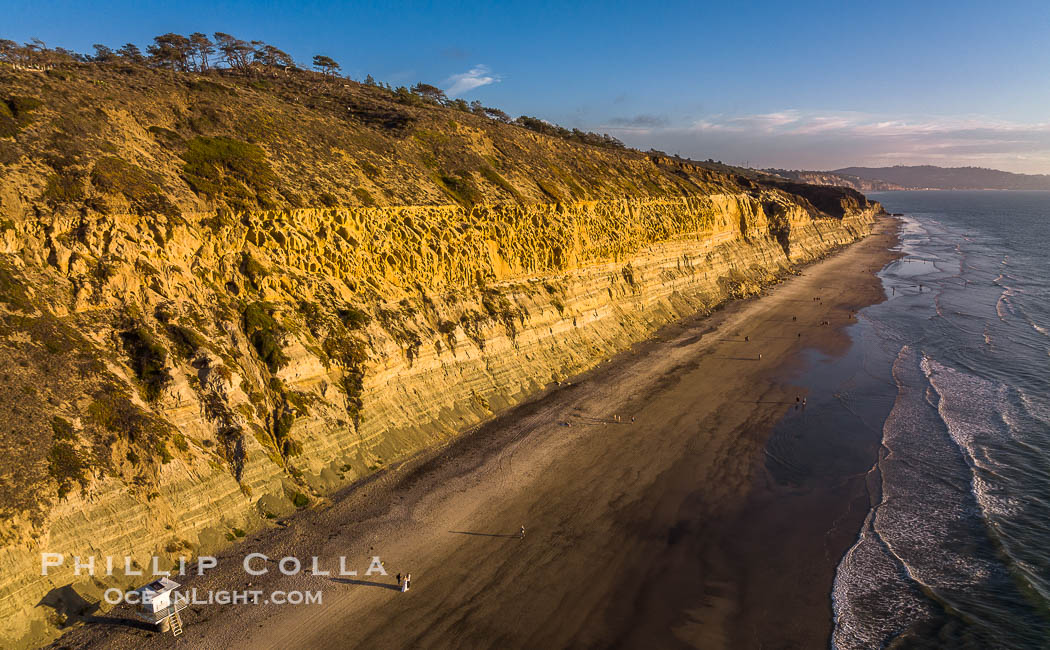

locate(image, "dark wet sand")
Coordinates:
53 217 899 650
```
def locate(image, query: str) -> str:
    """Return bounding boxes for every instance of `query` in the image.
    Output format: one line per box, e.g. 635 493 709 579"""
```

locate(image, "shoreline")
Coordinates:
52 216 900 649
721 237 901 649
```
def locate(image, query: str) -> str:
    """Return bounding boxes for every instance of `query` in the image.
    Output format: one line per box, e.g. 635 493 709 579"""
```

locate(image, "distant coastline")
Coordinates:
870 188 1050 192
767 165 1050 193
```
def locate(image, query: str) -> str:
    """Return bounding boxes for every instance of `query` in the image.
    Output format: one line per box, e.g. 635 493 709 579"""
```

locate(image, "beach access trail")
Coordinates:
57 217 898 650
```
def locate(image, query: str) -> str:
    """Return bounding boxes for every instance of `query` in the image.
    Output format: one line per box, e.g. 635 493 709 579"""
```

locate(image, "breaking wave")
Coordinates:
832 192 1050 648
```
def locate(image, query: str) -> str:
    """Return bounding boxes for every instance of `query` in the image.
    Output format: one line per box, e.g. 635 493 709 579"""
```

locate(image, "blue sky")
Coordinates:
6 0 1050 173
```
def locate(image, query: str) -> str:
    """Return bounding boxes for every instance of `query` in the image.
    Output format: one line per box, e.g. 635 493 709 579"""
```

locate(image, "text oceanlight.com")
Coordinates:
104 588 323 606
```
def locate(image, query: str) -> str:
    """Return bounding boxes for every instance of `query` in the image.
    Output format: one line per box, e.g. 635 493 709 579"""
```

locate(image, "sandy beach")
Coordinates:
54 216 899 650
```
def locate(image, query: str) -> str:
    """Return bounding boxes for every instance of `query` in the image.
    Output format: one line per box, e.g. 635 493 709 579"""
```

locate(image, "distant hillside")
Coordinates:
833 166 1050 190
764 169 906 192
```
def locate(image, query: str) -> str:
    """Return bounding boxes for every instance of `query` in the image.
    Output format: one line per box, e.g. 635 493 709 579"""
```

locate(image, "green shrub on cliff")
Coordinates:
0 263 33 310
479 165 523 202
352 187 376 206
282 437 303 457
181 136 278 211
90 156 178 217
119 325 172 401
242 302 289 372
297 300 369 418
42 172 86 204
273 404 294 444
337 306 370 329
166 323 206 360
0 95 42 137
376 306 422 362
87 390 150 442
322 329 368 417
0 101 17 138
436 171 481 208
51 416 75 441
48 442 86 499
481 288 525 337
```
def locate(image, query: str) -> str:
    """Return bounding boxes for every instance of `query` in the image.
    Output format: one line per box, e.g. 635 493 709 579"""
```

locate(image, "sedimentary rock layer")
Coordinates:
0 188 876 646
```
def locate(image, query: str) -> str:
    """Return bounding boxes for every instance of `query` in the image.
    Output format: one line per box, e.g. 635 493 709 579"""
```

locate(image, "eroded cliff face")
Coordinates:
0 186 878 645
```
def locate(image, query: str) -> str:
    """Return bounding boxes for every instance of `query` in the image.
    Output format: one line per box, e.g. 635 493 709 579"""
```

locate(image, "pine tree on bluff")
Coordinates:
312 54 340 81
91 44 115 62
214 32 254 74
147 33 193 72
410 83 447 105
256 44 295 75
117 43 144 63
189 32 214 71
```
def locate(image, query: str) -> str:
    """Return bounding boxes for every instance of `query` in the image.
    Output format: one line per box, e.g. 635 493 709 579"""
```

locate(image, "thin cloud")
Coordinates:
608 114 670 128
603 110 1050 174
445 65 501 97
691 111 804 133
685 111 1050 140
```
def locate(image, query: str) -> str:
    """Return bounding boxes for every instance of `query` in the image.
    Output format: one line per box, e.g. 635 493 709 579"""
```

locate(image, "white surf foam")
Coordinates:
921 356 1012 518
995 290 1013 322
832 346 941 648
832 345 1025 649
1017 387 1050 429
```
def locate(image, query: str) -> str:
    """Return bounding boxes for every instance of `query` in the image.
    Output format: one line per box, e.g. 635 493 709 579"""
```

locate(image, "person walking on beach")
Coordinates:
397 573 402 588
520 525 526 539
402 574 411 592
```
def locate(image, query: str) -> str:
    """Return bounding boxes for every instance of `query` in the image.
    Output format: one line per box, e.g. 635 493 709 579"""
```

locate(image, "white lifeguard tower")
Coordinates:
133 577 186 637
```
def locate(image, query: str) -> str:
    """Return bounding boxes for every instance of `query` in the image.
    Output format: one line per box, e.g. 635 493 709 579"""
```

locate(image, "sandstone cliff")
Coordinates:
0 62 880 646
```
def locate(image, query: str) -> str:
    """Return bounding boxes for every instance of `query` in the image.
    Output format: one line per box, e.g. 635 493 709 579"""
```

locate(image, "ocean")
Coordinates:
830 191 1050 648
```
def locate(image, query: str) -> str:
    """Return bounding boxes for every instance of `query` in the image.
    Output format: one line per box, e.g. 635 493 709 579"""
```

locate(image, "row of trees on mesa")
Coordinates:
0 33 332 77
0 33 625 149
